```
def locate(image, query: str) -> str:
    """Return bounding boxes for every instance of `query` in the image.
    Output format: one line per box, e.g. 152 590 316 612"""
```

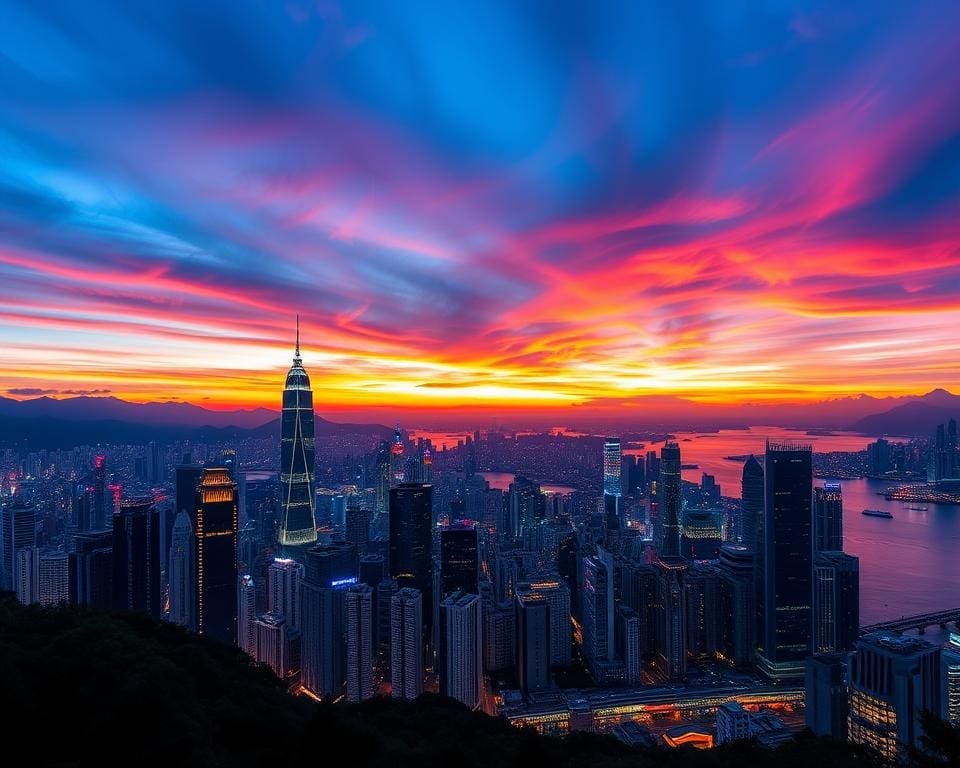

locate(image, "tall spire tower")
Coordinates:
279 317 318 553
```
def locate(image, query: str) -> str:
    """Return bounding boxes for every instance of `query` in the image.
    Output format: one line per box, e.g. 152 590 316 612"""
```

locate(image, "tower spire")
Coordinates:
296 314 300 357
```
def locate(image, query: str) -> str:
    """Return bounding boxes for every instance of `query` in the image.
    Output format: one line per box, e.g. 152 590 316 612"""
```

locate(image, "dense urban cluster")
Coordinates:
2 342 959 762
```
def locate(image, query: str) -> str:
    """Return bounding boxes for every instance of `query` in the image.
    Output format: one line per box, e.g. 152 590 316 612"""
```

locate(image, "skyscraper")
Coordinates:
654 555 688 681
345 505 371 557
389 483 433 648
255 612 298 681
814 483 843 552
717 544 754 667
439 591 483 709
516 575 571 667
37 550 73 605
268 557 303 631
582 549 615 680
279 318 318 551
813 551 860 653
740 455 763 551
942 633 960 726
345 583 375 702
375 441 391 521
73 529 112 609
1 501 36 591
805 653 849 740
194 468 239 643
391 587 424 700
300 542 357 698
757 442 813 681
112 498 160 618
603 437 622 534
659 443 682 557
15 547 37 604
93 455 107 530
237 574 257 655
515 591 550 694
168 510 194 629
848 634 942 760
440 521 479 597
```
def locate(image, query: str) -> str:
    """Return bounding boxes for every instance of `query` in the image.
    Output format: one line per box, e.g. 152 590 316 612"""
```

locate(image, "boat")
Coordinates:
905 506 929 511
862 509 893 519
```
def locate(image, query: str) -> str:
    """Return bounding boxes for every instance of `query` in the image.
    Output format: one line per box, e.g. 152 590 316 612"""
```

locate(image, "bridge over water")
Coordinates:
860 608 960 636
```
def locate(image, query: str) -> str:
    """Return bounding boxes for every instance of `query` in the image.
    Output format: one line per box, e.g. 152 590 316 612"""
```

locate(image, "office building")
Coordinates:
516 591 550 694
73 529 112 609
175 463 203 522
268 557 303 631
389 483 433 646
377 577 399 659
716 701 751 744
375 441 391 521
617 604 642 685
582 550 615 679
814 551 860 653
757 442 813 681
252 613 290 680
279 319 318 551
194 468 239 643
345 583 375 702
113 498 160 618
300 542 357 698
439 591 483 709
717 544 754 667
238 574 257 655
603 437 622 534
848 633 941 759
1 501 36 591
680 508 723 560
655 556 688 681
942 633 960 726
483 598 516 673
345 505 371 557
93 455 107 530
440 521 479 597
659 443 682 557
741 455 764 552
516 575 571 667
814 483 843 552
805 653 849 739
507 476 545 541
168 511 194 628
360 554 386 650
391 587 424 700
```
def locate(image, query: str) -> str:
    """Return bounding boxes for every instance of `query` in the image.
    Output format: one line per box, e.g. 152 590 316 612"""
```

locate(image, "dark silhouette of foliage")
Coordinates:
0 594 953 767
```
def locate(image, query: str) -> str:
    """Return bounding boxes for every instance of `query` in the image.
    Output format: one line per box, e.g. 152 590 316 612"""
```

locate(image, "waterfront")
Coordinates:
633 427 960 625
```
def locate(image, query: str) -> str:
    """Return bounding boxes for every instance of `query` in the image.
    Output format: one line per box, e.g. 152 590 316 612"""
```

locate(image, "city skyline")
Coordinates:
1 1 959 413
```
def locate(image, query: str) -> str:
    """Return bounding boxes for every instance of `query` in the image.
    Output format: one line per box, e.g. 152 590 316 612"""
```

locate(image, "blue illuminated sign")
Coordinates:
330 576 358 588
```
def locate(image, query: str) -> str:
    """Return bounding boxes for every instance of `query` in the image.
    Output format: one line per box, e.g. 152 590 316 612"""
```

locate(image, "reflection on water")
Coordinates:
478 471 577 495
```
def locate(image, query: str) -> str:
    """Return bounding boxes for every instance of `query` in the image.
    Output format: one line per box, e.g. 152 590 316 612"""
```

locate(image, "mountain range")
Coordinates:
0 389 957 448
0 396 390 449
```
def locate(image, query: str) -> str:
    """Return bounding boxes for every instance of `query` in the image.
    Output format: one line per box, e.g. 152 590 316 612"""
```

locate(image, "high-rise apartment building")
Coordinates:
391 587 424 700
439 591 483 709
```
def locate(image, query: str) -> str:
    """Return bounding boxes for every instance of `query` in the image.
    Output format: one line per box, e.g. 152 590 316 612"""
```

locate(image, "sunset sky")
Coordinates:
1 1 959 414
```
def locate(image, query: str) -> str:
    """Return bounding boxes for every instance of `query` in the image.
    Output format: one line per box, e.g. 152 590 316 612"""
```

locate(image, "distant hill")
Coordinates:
0 394 276 428
0 412 391 449
852 399 960 436
0 595 907 768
